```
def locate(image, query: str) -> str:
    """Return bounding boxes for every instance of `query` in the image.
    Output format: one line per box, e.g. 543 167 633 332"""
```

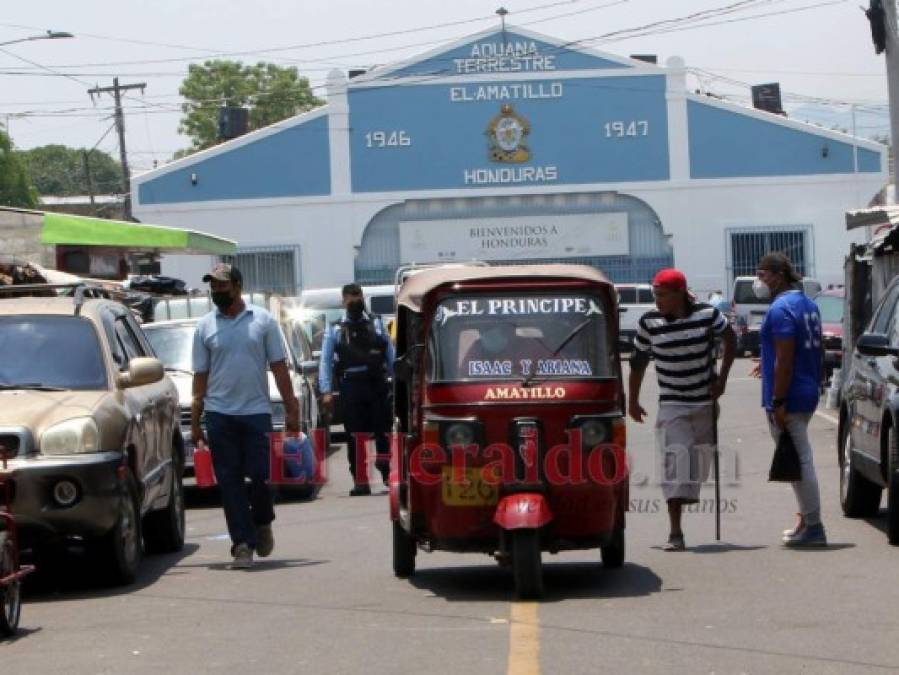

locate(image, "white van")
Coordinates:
615 283 655 352
730 275 822 355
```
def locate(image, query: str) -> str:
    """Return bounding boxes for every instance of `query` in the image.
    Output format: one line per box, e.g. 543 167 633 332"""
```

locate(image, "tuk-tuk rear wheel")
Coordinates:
392 522 416 578
601 527 625 569
511 529 543 600
0 533 22 636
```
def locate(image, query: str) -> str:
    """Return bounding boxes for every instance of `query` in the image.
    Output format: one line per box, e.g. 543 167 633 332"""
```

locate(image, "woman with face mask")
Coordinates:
752 253 827 547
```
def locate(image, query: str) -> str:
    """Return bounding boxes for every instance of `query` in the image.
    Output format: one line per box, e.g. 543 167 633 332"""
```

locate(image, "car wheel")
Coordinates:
511 529 543 600
600 527 625 569
392 521 416 578
887 427 899 545
840 430 882 518
143 455 186 554
95 469 142 585
0 533 22 637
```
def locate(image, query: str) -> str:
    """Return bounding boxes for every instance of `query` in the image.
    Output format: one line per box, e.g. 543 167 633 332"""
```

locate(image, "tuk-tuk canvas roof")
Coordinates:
396 264 612 312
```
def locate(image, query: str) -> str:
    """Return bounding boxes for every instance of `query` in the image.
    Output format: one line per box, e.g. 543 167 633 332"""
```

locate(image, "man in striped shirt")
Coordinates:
628 269 737 551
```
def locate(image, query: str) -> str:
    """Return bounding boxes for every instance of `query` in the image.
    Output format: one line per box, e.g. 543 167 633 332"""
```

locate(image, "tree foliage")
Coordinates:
177 60 324 152
18 144 123 196
0 129 37 208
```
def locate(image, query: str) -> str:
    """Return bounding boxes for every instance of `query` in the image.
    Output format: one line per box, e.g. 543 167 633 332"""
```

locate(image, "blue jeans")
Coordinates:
205 412 275 550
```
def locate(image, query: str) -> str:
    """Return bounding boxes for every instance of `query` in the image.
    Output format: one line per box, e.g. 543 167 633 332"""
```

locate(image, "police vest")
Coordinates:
334 314 388 379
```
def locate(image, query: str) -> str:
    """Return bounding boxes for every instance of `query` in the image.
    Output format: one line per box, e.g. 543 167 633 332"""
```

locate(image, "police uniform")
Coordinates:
319 310 395 487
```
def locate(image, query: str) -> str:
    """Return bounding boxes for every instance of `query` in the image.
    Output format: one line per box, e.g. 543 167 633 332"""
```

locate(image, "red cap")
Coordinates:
652 268 687 291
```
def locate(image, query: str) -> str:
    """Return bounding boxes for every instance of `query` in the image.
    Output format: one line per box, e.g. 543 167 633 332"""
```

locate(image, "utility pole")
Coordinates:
88 77 145 220
81 150 97 216
880 0 899 196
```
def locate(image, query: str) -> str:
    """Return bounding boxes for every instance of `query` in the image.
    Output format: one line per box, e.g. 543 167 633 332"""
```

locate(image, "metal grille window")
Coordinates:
228 246 301 296
728 228 810 281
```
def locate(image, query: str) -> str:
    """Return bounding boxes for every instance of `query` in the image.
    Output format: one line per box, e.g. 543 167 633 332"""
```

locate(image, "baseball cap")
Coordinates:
757 253 801 283
652 268 688 291
202 262 242 284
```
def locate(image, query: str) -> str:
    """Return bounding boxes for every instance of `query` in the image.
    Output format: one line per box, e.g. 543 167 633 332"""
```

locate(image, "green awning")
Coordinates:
40 212 236 256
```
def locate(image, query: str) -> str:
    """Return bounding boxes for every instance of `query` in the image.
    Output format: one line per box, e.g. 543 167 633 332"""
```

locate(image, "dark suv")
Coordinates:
838 277 899 545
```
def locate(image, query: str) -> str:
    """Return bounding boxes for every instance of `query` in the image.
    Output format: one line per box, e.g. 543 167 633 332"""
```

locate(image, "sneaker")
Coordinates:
783 513 805 539
256 525 274 558
662 533 686 552
231 543 254 569
783 522 827 548
349 484 371 497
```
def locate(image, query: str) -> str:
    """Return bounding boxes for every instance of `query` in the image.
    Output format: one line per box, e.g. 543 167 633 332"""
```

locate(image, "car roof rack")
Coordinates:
0 281 123 316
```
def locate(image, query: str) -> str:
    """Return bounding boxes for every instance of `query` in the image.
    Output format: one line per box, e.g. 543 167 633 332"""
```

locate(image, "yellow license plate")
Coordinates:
441 466 499 507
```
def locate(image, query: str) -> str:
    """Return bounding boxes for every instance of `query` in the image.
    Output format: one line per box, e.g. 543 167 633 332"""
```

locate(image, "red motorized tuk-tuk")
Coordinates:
390 265 628 598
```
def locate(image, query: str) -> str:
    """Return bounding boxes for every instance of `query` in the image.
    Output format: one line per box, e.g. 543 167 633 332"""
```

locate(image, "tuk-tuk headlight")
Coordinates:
41 417 100 455
443 422 476 448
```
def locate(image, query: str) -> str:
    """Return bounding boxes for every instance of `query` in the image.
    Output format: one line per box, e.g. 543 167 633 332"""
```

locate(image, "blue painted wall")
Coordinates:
138 115 331 204
384 31 632 79
688 100 882 179
349 75 670 192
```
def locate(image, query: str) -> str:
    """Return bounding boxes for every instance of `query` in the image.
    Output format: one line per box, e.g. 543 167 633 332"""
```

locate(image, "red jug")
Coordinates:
193 443 217 488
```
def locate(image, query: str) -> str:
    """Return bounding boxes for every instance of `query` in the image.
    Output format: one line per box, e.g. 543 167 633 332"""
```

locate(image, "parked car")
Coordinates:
838 275 899 545
731 275 822 356
614 283 655 353
0 291 185 584
142 318 321 489
814 288 845 382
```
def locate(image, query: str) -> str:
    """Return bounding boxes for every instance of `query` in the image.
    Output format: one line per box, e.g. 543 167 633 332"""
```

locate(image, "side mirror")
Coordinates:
618 307 627 314
394 343 424 381
617 338 634 353
856 333 899 358
312 350 322 360
117 357 164 389
300 359 319 376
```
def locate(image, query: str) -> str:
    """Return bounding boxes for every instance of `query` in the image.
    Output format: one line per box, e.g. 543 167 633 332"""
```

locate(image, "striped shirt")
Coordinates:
634 303 728 405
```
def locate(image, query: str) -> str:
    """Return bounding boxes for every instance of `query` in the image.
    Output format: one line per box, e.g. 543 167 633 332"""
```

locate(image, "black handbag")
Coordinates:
769 429 802 482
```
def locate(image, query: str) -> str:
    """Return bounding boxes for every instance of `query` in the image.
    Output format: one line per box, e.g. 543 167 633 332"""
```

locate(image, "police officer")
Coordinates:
319 284 395 496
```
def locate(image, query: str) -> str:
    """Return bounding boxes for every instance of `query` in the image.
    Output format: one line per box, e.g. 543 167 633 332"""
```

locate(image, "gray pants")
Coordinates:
766 412 822 526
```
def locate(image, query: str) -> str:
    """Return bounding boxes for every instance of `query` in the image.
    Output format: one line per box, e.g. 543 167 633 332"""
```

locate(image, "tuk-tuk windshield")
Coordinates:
429 293 612 382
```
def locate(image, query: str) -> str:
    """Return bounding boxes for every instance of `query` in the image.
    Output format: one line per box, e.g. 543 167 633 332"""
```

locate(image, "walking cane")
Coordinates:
710 331 721 541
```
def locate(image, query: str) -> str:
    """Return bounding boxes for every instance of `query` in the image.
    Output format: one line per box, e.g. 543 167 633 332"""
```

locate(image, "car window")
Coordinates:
144 325 196 372
638 288 654 303
617 288 636 304
0 316 108 390
114 317 145 368
733 279 770 305
871 284 899 334
803 280 822 296
369 295 396 315
814 295 843 323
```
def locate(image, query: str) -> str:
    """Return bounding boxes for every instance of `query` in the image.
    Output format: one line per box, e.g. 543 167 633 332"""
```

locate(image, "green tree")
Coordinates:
178 60 323 152
18 144 123 196
0 129 37 208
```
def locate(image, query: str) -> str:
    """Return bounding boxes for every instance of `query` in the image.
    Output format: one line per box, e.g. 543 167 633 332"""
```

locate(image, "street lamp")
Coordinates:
0 30 74 48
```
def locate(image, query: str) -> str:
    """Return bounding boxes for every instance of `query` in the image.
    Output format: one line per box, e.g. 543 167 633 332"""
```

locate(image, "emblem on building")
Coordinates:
486 104 530 163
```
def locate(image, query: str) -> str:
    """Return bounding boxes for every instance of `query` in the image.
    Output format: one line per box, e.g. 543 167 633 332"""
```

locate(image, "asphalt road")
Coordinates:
4 359 899 674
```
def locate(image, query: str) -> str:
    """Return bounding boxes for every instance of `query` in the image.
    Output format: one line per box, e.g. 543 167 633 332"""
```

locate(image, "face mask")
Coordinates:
347 299 365 318
752 278 771 300
212 291 234 311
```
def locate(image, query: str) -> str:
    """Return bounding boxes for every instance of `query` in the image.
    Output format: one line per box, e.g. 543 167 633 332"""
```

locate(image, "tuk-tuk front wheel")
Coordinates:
511 529 543 600
0 532 22 636
601 527 625 569
392 522 416 578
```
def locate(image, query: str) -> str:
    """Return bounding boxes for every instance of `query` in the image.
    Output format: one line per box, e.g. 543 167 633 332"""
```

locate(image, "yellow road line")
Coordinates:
508 601 540 675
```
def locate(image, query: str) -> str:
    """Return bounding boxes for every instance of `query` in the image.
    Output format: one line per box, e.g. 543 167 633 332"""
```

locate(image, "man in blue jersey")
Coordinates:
754 253 826 547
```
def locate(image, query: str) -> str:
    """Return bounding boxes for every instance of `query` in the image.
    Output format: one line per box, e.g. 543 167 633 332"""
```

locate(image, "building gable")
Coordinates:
365 27 639 80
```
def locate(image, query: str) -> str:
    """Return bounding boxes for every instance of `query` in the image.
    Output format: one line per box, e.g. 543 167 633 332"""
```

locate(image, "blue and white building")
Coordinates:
133 26 888 295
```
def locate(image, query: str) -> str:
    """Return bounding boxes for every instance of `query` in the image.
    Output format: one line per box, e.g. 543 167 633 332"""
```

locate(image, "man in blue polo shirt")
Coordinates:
754 252 826 547
191 263 300 569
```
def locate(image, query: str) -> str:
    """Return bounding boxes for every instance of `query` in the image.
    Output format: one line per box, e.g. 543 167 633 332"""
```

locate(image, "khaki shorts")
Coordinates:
655 404 716 503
